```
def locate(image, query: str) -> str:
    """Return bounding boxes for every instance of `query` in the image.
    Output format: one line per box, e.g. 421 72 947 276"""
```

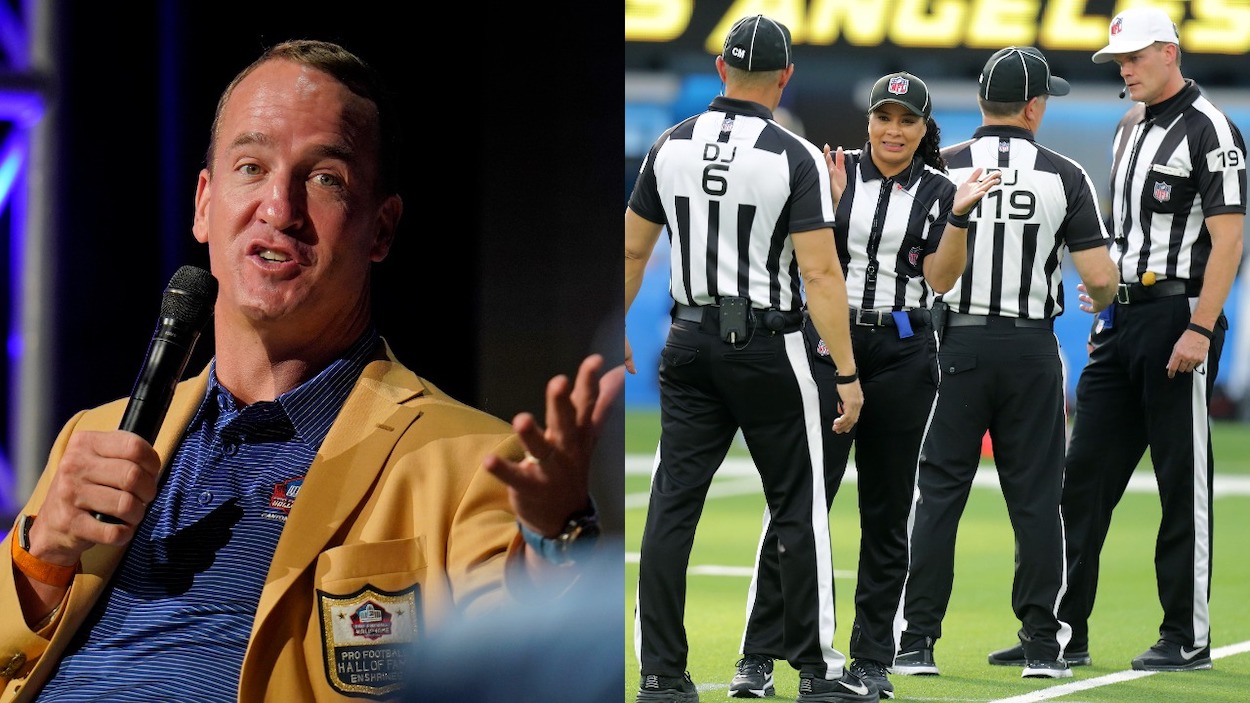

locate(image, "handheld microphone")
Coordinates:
1119 86 1127 99
94 265 218 523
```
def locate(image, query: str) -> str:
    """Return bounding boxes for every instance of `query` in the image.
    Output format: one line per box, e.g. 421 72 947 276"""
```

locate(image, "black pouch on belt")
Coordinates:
930 300 948 343
719 296 749 343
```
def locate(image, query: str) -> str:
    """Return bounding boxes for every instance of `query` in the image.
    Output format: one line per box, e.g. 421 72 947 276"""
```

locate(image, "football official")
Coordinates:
1053 7 1247 672
894 46 1118 680
625 14 874 703
730 71 998 701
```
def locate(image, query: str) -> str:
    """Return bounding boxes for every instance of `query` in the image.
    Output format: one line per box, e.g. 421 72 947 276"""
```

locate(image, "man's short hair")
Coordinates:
206 39 401 196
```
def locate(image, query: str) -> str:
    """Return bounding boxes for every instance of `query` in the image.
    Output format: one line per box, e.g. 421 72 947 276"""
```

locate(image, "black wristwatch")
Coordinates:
519 501 601 566
18 514 35 552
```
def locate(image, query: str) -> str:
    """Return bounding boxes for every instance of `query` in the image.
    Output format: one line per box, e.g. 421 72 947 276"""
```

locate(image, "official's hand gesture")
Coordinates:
953 167 1000 218
823 144 848 205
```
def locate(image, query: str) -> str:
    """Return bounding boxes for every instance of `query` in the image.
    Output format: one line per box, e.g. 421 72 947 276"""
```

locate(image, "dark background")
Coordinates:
39 2 623 528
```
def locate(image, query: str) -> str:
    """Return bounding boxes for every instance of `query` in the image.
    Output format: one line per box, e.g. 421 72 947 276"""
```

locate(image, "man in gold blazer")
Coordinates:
0 39 620 702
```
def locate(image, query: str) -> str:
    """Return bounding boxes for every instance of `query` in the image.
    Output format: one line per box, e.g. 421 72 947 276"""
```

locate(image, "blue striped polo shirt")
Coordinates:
37 330 381 702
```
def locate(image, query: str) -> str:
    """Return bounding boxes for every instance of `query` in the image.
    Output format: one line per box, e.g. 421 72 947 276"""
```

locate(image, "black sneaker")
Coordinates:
1130 639 1212 671
729 655 775 698
891 637 939 676
1022 659 1073 679
796 671 878 702
988 642 1092 667
637 671 699 702
850 659 894 699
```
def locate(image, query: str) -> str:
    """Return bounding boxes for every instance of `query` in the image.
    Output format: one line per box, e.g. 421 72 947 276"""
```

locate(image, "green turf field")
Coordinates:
624 410 1250 702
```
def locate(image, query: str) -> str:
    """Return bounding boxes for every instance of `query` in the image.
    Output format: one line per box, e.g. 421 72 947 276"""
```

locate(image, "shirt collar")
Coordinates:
200 328 381 447
1144 79 1199 124
709 95 775 121
970 124 1036 143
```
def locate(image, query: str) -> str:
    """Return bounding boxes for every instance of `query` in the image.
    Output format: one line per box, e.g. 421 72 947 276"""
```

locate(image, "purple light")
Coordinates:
0 128 27 212
0 90 42 125
0 1 36 517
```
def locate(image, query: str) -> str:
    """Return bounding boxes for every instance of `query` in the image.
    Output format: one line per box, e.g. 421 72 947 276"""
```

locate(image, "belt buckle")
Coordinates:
1116 284 1130 305
852 309 882 326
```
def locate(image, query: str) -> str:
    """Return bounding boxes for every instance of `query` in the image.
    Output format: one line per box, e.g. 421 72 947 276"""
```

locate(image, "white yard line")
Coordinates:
625 454 1250 506
986 640 1250 703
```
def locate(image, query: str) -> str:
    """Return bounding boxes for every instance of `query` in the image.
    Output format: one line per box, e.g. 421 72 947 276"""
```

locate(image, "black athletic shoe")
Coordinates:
988 642 1092 667
729 655 775 698
1022 659 1073 679
796 671 878 702
891 637 939 676
1130 639 1212 671
850 659 894 699
637 671 699 702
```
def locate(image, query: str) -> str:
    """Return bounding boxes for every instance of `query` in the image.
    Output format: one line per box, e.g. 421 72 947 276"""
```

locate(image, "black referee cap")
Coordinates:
721 15 792 72
978 46 1071 102
868 72 932 118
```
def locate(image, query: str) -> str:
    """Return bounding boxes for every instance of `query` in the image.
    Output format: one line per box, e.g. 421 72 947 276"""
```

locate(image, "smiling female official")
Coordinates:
730 72 997 701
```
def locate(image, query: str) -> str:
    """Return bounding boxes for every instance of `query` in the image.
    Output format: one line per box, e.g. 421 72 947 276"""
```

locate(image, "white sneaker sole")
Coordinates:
890 665 939 676
1022 666 1073 678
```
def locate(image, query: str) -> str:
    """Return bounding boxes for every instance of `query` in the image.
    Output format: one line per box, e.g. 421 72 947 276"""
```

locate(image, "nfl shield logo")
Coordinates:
908 246 921 267
816 338 830 357
1110 17 1123 36
889 76 909 95
1154 181 1172 202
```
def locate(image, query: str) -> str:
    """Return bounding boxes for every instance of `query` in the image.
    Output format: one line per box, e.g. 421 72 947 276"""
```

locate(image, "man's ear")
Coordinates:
778 64 794 90
193 169 211 244
371 193 403 261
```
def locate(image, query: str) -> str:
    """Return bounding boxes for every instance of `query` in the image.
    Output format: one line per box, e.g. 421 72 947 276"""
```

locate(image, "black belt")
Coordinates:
945 312 1053 329
1115 279 1200 304
672 303 803 334
850 307 930 328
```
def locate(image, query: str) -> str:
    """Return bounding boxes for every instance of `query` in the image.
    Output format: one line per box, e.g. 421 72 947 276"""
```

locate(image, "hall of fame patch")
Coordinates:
318 584 420 698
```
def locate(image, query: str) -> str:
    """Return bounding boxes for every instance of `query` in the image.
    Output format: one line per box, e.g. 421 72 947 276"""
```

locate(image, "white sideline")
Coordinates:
987 640 1250 703
624 455 1250 509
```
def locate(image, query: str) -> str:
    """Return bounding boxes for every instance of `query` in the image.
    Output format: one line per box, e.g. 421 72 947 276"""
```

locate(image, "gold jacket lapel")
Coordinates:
254 355 427 611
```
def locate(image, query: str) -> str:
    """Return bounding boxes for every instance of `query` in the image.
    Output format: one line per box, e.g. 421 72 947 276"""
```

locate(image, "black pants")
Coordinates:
741 316 938 665
1061 296 1223 652
635 319 844 679
901 319 1071 661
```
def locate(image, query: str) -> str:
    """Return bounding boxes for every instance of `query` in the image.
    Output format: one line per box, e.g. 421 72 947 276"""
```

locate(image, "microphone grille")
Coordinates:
161 265 219 325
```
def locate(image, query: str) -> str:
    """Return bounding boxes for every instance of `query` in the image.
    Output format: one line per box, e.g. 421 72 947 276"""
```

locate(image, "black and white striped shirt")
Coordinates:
629 96 836 312
940 125 1110 319
1108 80 1247 284
835 146 956 310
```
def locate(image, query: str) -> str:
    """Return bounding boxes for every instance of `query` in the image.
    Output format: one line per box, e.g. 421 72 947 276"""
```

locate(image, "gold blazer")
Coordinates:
0 341 526 701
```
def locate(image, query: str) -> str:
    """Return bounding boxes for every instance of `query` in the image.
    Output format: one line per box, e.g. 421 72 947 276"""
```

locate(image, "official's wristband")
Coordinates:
834 371 858 385
1186 322 1214 340
12 515 78 588
946 210 971 229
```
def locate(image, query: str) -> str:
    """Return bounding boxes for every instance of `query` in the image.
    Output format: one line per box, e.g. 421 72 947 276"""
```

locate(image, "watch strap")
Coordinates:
12 515 79 588
519 501 602 566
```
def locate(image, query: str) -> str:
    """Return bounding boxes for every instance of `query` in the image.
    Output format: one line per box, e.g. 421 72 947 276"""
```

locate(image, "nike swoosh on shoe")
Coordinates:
1180 646 1205 660
840 680 870 696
